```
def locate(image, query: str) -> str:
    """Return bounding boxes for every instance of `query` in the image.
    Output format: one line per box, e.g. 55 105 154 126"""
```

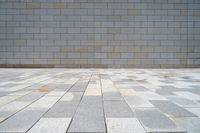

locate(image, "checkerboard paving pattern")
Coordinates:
0 69 200 133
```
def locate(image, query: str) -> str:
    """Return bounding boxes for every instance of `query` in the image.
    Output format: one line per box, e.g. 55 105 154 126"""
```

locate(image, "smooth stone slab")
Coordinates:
174 91 200 101
46 91 66 96
138 92 167 100
156 89 175 95
8 91 30 96
0 108 47 132
173 117 200 133
186 108 200 117
131 86 148 91
84 89 101 96
68 96 106 133
150 100 196 117
103 92 123 101
135 108 186 133
28 96 60 109
0 101 30 119
17 92 44 102
124 96 154 108
104 101 134 117
28 118 71 133
69 82 88 92
119 89 135 96
44 101 79 117
166 96 200 107
60 92 83 101
106 118 146 133
0 96 21 107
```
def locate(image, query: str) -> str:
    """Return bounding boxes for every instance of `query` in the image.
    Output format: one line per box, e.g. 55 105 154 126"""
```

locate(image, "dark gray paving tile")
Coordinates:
135 108 186 133
104 101 134 117
68 96 106 133
150 100 196 117
44 101 79 117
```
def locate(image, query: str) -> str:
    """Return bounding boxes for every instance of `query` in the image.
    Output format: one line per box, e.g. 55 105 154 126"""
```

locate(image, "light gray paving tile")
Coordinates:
84 89 101 96
0 101 30 119
44 101 79 117
104 101 134 117
46 90 66 96
124 96 154 108
106 118 146 133
174 91 200 101
68 96 106 133
150 100 196 117
186 108 200 117
131 86 148 92
28 96 60 109
0 96 21 107
173 117 200 133
28 118 71 133
166 96 200 107
103 92 123 101
17 92 44 102
8 91 30 96
0 108 47 132
135 108 186 133
60 92 83 101
69 82 88 92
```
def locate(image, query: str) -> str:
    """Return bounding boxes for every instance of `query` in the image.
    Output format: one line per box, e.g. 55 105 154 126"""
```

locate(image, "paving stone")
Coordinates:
0 96 21 107
103 92 123 101
138 92 167 100
8 91 30 96
135 108 186 133
68 96 106 133
44 101 79 117
17 92 44 102
173 117 200 133
185 108 200 117
84 89 101 96
60 92 83 101
28 118 71 133
166 96 200 107
119 89 135 96
106 118 146 133
0 108 47 132
174 91 200 101
46 90 66 96
124 96 154 108
150 100 196 117
131 86 148 91
28 96 60 109
69 82 88 92
104 101 134 117
0 101 30 119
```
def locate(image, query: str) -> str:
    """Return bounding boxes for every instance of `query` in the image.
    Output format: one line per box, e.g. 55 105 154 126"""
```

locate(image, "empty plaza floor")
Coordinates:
0 69 200 133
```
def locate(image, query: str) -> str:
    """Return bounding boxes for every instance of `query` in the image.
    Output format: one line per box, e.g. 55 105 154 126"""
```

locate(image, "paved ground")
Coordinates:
0 69 200 133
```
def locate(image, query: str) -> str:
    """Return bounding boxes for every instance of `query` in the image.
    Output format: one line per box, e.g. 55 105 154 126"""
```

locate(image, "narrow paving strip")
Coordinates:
0 69 199 133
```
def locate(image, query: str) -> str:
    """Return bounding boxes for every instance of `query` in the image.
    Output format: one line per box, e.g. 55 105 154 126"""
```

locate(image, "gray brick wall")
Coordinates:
0 0 199 68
